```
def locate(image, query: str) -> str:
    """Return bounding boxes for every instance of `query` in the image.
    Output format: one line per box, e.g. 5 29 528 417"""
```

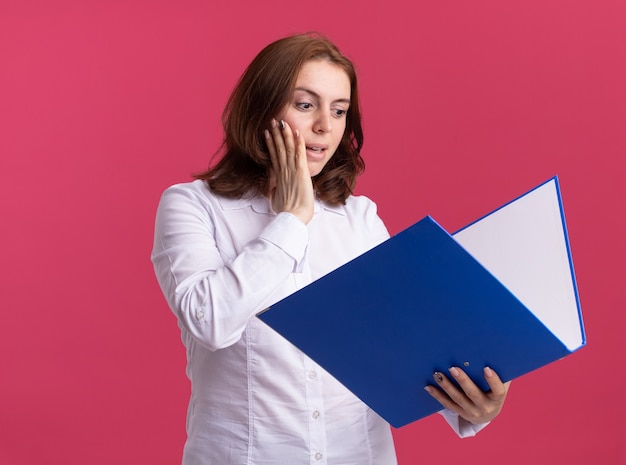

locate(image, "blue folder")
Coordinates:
257 177 585 428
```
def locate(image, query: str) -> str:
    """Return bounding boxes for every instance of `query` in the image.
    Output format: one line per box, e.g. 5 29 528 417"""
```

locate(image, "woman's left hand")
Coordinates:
424 366 510 424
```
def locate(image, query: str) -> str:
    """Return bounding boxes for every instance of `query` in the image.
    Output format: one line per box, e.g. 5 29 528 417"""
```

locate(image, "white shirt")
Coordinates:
151 180 485 465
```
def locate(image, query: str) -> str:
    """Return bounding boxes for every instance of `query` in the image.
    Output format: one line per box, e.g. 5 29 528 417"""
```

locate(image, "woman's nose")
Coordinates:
313 111 332 134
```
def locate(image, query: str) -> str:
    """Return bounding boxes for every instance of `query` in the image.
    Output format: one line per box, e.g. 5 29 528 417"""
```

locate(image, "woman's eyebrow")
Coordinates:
294 87 351 105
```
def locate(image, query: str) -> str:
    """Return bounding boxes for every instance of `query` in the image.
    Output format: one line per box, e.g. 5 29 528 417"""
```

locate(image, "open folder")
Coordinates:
257 176 585 428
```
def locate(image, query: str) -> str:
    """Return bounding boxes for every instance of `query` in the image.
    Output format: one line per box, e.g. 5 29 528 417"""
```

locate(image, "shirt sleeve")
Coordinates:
349 195 390 248
438 409 490 438
151 184 309 351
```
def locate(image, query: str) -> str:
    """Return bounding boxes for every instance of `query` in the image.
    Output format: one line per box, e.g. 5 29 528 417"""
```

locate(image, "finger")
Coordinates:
270 118 287 167
294 129 310 176
432 371 474 411
423 384 464 416
483 367 510 399
448 366 485 404
264 129 278 171
429 371 484 424
279 120 297 171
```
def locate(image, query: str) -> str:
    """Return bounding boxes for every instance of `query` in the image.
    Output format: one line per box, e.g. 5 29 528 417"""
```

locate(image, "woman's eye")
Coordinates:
297 102 312 110
333 109 347 117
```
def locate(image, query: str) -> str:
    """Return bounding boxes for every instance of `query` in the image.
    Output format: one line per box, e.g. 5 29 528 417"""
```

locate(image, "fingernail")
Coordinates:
433 372 443 383
264 129 270 139
279 119 285 130
271 119 277 128
424 386 433 394
484 366 494 378
295 129 300 138
449 367 460 377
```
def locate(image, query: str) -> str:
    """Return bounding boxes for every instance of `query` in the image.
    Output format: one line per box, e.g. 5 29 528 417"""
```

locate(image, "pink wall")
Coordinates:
1 1 624 463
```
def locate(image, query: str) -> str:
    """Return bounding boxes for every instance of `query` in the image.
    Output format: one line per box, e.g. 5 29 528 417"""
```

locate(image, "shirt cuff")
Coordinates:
259 212 309 272
438 409 490 438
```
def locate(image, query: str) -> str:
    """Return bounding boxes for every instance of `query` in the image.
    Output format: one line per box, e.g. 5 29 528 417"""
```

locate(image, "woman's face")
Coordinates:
278 59 351 177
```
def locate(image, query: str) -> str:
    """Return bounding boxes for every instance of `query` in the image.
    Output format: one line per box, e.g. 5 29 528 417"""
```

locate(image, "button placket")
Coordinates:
304 360 326 464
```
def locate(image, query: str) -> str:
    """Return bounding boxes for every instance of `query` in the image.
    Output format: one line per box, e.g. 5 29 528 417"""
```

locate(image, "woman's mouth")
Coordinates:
306 145 328 160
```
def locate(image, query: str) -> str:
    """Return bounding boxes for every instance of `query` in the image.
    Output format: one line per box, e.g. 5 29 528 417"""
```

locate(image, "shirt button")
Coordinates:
196 310 205 319
312 410 320 419
315 452 323 461
308 370 317 379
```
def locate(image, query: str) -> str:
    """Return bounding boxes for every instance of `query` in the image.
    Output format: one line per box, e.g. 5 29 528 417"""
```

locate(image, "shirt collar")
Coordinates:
216 195 272 214
216 194 346 216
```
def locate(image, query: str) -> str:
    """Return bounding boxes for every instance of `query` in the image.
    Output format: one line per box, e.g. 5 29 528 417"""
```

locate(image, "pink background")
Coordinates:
1 1 624 463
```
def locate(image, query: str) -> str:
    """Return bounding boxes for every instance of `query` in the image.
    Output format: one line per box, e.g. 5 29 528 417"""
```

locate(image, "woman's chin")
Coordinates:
307 159 331 178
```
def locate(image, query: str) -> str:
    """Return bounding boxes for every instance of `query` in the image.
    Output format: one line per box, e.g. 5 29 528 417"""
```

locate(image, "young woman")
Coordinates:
152 33 509 465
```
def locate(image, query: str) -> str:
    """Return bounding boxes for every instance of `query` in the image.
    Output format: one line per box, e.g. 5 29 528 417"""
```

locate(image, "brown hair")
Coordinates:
195 33 364 205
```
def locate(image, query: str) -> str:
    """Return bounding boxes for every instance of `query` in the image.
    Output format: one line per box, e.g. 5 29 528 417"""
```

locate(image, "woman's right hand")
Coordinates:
265 119 314 224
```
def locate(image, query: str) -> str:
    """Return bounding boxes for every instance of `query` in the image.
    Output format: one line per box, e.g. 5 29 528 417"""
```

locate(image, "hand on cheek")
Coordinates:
264 119 314 224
